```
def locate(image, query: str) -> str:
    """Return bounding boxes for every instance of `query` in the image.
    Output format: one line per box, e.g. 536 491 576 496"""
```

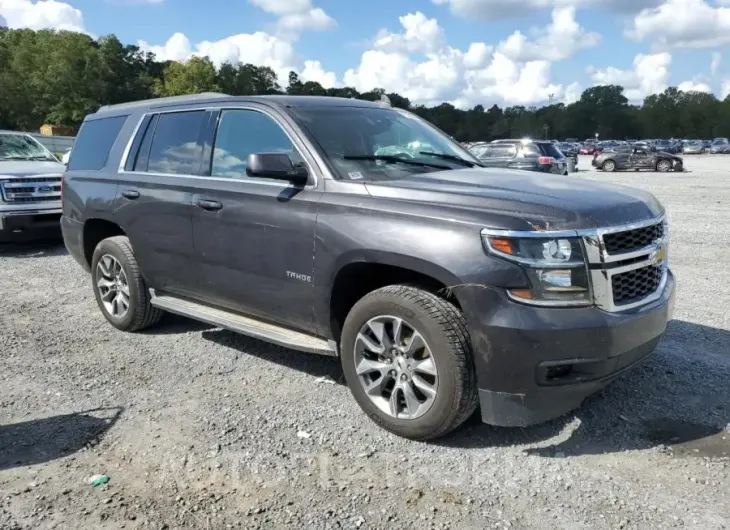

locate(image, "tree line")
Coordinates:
2 28 730 141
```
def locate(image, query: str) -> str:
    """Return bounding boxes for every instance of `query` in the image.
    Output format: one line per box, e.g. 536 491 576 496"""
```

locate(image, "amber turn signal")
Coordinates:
489 237 514 255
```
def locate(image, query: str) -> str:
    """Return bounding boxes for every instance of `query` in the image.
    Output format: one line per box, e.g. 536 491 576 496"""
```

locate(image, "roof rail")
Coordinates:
96 92 229 113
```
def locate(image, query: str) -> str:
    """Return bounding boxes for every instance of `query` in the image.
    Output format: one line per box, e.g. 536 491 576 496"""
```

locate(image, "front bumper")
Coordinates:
0 207 62 242
459 271 675 427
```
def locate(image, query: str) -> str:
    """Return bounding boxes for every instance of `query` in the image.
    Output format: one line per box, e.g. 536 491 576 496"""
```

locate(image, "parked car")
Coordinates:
0 130 64 242
556 142 579 171
61 148 72 165
702 140 712 149
579 144 598 155
592 146 683 172
468 139 569 175
682 140 704 154
710 138 730 154
654 140 679 154
61 94 675 440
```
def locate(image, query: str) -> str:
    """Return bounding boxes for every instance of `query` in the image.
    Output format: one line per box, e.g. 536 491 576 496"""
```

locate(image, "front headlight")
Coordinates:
481 230 592 306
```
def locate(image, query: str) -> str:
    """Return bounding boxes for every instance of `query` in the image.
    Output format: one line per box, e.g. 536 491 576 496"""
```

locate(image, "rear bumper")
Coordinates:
0 208 62 242
60 215 89 271
459 271 675 427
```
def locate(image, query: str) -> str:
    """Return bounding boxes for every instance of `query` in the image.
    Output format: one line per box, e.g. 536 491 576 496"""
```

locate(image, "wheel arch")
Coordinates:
83 218 126 267
326 251 463 344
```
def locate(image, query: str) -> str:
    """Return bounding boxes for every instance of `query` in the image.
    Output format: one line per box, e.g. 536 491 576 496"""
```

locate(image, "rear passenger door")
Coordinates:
115 109 211 296
188 105 323 334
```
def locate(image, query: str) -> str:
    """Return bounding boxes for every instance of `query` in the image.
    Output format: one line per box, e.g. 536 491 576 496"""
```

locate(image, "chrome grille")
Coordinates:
1 176 62 203
603 222 664 254
611 264 663 305
581 215 669 312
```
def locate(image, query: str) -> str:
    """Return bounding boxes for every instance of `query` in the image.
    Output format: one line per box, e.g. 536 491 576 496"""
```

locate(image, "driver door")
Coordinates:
188 106 324 334
629 148 652 169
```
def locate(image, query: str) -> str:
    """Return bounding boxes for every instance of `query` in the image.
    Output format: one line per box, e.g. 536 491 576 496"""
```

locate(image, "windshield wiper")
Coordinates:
419 151 482 167
0 156 32 161
343 154 451 170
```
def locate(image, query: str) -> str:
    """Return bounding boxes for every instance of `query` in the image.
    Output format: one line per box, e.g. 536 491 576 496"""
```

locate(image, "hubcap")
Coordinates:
353 315 439 420
96 255 130 319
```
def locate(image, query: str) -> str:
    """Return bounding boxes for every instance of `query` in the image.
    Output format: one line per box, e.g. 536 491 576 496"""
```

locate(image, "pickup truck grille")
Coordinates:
1 176 62 203
611 264 663 305
603 222 664 254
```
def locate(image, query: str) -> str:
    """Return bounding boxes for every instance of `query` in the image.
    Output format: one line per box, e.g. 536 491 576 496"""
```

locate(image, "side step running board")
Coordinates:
150 291 337 357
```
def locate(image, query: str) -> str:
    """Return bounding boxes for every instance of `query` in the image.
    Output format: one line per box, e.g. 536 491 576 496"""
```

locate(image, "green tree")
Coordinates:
154 56 219 97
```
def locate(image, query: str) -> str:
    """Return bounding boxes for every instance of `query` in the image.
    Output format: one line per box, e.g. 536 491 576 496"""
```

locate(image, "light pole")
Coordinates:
546 94 554 140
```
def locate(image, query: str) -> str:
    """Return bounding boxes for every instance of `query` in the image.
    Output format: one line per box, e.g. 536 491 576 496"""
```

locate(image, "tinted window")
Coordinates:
68 115 128 170
473 145 516 158
211 109 299 179
535 142 564 158
147 111 205 175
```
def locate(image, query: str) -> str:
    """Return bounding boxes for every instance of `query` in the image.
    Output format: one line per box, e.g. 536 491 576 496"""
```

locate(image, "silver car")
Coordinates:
0 131 64 242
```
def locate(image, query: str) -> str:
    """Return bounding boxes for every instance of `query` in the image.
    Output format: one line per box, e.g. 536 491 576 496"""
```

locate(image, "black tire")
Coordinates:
602 159 616 172
91 235 163 332
656 159 672 172
340 285 478 440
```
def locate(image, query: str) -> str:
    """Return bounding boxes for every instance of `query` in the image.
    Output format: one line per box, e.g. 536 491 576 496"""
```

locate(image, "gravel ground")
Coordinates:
1 154 729 530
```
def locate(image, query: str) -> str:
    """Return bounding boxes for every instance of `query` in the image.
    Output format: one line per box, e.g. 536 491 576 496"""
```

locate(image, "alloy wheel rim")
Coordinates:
96 254 130 319
354 315 439 420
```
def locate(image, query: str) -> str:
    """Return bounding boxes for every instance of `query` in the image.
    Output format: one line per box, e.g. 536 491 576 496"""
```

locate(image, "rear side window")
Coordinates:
475 145 516 158
145 111 205 175
68 115 128 170
534 142 563 158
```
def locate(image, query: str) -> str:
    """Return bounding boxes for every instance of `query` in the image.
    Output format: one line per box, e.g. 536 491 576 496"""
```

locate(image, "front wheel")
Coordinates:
602 159 616 172
656 159 672 172
340 285 478 440
91 236 163 332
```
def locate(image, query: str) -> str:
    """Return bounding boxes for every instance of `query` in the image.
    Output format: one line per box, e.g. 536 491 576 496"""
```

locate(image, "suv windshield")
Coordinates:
290 106 480 181
0 133 56 161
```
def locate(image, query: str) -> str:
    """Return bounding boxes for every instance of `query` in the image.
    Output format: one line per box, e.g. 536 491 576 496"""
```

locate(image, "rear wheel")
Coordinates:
602 159 616 172
91 236 162 332
340 285 478 440
656 159 672 172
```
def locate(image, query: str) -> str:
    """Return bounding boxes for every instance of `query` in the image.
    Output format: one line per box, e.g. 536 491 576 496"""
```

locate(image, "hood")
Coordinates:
0 160 65 178
364 167 663 231
656 151 680 158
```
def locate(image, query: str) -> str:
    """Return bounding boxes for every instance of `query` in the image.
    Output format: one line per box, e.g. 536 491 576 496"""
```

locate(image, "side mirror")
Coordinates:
246 153 308 185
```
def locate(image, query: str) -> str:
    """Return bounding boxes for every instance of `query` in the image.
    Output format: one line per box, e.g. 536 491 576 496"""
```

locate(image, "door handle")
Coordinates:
196 199 223 211
121 190 140 200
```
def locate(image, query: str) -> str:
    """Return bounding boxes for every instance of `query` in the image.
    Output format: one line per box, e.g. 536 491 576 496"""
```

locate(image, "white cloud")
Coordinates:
711 51 722 75
588 52 671 102
462 54 563 106
677 78 712 92
0 0 84 32
372 11 446 54
721 79 730 99
496 6 600 62
433 0 662 19
300 60 337 88
138 31 337 89
564 82 583 103
248 0 335 36
629 0 730 48
345 10 580 108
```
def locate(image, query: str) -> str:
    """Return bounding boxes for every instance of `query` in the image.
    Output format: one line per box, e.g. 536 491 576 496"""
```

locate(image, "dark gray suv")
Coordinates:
62 93 675 440
468 139 569 175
